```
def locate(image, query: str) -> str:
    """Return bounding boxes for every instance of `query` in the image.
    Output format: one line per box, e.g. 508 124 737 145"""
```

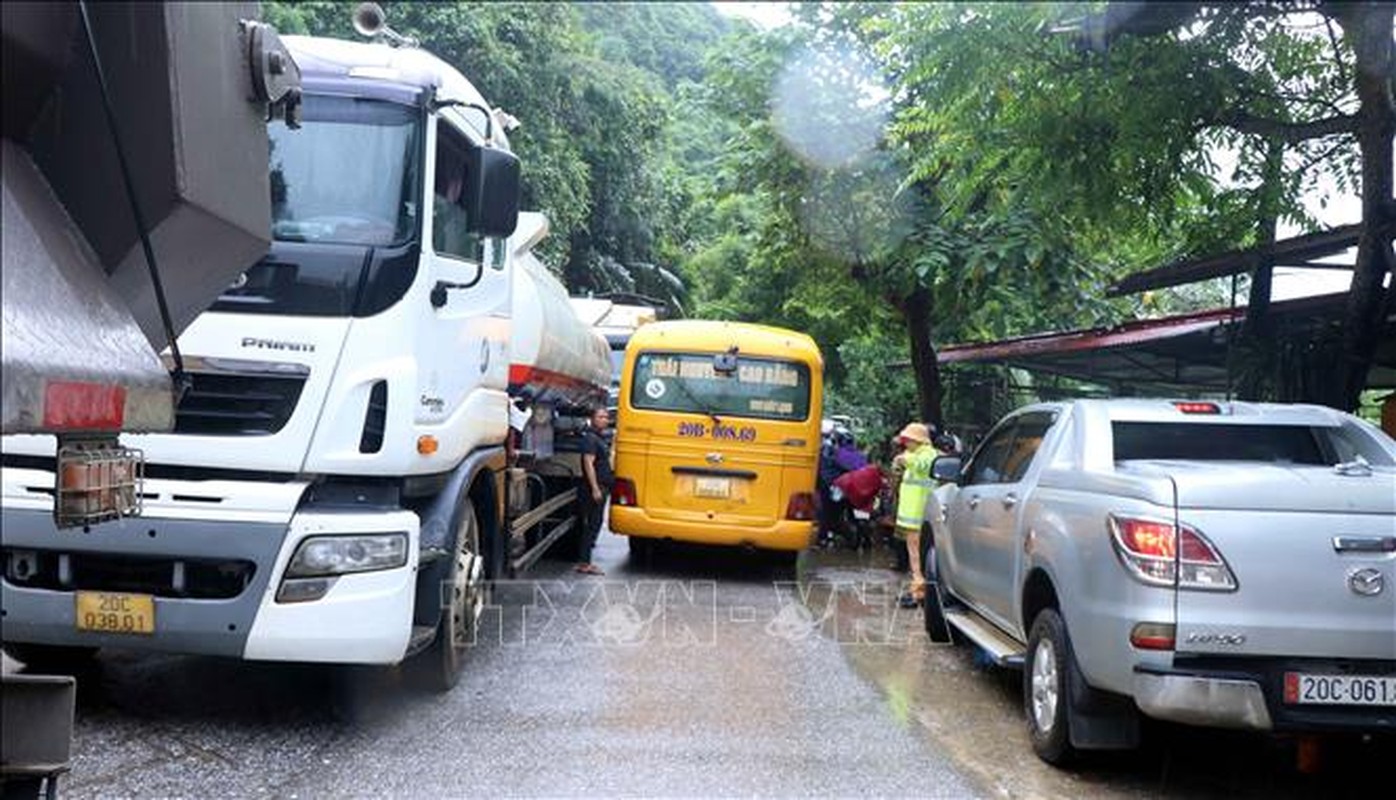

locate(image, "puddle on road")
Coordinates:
799 547 1392 800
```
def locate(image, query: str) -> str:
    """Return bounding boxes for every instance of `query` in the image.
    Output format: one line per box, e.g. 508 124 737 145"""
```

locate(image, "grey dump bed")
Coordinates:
1 2 290 435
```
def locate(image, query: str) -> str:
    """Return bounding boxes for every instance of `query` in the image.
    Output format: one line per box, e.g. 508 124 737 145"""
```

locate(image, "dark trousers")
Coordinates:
579 492 606 563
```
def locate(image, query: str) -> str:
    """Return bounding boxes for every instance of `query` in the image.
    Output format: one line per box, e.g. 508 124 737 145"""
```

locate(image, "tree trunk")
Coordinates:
903 287 944 430
1238 142 1282 401
1332 1 1396 411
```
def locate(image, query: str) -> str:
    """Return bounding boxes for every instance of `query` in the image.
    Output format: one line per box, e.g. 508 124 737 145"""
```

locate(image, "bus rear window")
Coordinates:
1112 422 1327 465
631 352 811 421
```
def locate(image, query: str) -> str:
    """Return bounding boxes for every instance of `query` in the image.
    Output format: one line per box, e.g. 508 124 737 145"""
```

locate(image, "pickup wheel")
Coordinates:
409 498 484 693
1025 608 1078 765
921 542 954 644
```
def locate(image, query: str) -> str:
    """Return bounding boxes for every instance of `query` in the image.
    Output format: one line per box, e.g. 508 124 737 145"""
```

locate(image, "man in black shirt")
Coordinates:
576 406 613 575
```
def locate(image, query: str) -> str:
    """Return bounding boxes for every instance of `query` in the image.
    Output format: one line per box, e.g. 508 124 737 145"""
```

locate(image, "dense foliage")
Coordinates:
262 1 1392 428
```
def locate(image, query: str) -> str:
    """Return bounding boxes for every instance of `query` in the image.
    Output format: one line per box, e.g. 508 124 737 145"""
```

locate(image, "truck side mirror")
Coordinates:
465 146 520 238
931 456 962 484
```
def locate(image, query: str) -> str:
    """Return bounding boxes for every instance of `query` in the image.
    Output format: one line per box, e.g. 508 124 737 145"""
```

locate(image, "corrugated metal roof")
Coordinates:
934 292 1396 392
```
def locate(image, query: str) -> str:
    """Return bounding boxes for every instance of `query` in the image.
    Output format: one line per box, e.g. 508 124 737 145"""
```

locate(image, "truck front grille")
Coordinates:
174 372 306 436
4 549 255 599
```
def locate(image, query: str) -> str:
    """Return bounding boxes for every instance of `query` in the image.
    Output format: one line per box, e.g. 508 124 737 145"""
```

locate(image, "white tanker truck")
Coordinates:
1 10 610 691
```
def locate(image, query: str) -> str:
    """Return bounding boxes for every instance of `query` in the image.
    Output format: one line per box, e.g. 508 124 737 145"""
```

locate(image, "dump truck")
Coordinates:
1 1 301 793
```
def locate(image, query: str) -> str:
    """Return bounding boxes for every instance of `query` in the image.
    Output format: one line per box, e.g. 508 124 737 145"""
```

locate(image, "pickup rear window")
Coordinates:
1112 422 1327 464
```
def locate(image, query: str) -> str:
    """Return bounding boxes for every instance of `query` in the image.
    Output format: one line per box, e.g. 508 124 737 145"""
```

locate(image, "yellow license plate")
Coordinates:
75 591 155 635
694 476 732 499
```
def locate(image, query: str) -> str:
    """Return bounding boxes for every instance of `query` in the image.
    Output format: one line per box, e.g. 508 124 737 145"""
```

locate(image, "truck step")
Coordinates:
944 608 1024 668
405 624 437 656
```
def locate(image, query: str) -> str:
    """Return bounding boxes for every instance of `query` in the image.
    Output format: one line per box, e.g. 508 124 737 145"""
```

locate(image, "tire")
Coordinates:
409 497 484 693
1024 607 1078 765
769 548 800 570
3 643 98 673
628 535 654 561
921 543 954 644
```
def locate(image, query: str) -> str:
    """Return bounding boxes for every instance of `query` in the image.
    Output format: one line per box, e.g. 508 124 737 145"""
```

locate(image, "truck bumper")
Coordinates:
1 500 418 665
609 506 812 552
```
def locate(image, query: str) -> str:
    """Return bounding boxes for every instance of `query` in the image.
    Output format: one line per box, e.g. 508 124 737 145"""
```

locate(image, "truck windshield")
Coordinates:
630 352 811 421
269 95 420 246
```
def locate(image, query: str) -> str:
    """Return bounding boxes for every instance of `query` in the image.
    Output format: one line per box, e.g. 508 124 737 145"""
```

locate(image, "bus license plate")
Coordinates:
694 477 731 499
75 591 155 635
1284 672 1396 706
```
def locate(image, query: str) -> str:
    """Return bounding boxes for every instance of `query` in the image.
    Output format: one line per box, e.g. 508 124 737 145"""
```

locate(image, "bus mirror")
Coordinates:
465 147 520 238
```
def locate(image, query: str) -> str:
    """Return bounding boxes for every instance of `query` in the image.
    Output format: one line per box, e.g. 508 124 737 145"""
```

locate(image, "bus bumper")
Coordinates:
609 506 812 552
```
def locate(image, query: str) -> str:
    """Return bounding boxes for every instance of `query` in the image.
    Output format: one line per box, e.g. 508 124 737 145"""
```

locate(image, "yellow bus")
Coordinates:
608 320 824 556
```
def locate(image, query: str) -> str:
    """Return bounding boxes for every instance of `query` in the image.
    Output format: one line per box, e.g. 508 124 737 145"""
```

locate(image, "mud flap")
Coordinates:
413 447 505 628
1066 660 1141 750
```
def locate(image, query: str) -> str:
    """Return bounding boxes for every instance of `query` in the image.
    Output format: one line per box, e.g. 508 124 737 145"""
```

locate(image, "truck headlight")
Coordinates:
285 533 408 577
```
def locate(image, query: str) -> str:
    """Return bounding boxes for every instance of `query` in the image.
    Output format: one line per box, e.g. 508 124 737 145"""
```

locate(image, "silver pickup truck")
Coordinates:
922 399 1396 764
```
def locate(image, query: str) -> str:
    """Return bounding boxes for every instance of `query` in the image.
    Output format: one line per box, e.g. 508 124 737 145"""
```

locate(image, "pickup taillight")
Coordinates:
1108 514 1237 591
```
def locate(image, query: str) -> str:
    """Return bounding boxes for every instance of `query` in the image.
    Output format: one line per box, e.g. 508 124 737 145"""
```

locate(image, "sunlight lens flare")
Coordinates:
771 42 890 170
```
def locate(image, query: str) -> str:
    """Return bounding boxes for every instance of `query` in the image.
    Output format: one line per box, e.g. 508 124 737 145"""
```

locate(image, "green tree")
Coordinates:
689 16 1118 427
889 1 1392 410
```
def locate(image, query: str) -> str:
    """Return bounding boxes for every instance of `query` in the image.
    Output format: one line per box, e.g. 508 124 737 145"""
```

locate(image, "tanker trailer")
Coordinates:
502 213 612 573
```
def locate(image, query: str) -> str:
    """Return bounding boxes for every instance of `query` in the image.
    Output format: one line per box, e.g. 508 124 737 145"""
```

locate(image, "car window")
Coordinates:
963 422 1016 486
1002 412 1055 482
1321 421 1396 466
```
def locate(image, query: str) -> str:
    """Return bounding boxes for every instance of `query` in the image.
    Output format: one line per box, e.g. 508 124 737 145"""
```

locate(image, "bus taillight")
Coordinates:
785 492 816 520
611 478 637 507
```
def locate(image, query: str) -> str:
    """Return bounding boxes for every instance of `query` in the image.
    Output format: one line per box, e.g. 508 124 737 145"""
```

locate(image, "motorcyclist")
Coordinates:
817 425 866 547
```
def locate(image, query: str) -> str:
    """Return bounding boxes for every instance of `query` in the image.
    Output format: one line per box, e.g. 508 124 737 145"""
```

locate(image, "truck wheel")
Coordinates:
3 643 97 673
410 498 484 693
921 544 954 644
1025 608 1078 765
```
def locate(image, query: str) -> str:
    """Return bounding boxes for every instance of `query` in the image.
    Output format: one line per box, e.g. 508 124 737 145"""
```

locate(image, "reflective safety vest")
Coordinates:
895 445 937 529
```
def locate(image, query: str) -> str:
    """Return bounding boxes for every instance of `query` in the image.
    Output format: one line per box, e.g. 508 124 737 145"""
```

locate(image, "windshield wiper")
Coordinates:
669 378 722 426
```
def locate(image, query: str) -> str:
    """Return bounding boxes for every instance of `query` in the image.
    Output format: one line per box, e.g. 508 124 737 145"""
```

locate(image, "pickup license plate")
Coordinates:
75 591 155 635
1283 672 1396 706
694 476 732 499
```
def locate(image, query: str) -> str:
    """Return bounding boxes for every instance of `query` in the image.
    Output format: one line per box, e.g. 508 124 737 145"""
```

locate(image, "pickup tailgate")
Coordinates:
1163 463 1396 660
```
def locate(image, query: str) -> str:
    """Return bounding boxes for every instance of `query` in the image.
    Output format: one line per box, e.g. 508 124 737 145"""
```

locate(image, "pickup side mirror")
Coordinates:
465 146 520 238
931 456 962 484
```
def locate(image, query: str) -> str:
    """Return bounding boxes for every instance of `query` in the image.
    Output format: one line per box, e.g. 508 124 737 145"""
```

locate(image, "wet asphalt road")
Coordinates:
10 529 1393 797
33 530 984 798
804 546 1396 800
